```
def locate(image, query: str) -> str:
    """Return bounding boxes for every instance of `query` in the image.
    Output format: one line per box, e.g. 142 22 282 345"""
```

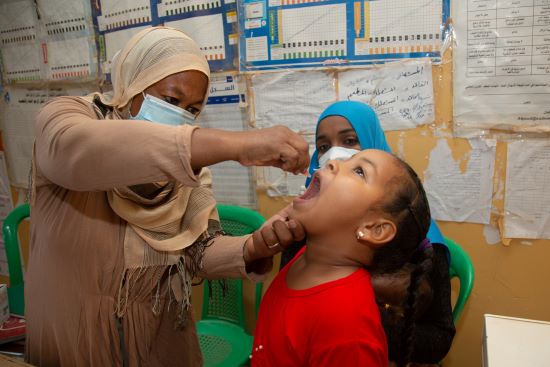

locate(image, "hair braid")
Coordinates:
369 155 432 366
396 246 434 367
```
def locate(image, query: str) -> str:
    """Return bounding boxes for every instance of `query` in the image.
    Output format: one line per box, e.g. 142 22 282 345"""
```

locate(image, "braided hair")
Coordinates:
369 155 433 367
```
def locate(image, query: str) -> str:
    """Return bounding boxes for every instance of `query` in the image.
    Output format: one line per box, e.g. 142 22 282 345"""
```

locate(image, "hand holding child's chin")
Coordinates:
243 212 306 274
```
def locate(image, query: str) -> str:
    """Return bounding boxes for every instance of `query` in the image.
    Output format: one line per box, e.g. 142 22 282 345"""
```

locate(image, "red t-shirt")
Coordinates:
251 248 388 366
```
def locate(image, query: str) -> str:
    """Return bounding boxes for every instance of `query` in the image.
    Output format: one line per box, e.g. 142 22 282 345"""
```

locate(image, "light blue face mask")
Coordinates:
318 146 360 168
130 93 197 126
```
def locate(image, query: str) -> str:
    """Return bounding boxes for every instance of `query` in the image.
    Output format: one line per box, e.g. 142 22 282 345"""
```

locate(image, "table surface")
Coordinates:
0 354 33 366
483 314 550 367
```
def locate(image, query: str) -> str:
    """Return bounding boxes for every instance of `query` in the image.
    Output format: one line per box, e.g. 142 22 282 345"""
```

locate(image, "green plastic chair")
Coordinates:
2 203 30 316
197 204 265 367
444 237 474 323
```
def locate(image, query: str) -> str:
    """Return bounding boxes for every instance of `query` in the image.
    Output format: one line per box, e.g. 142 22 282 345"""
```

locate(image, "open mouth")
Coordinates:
299 173 321 200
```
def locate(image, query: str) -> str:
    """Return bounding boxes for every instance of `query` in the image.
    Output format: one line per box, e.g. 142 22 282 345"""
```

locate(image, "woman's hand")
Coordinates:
243 210 305 274
235 126 310 174
191 126 309 175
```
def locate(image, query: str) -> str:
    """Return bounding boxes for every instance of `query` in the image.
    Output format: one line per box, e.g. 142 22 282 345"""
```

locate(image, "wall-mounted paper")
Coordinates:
338 59 435 130
96 0 152 32
504 140 550 239
423 138 496 224
36 0 97 81
158 0 239 71
239 0 447 71
37 0 89 37
0 0 36 43
1 43 42 82
452 0 550 132
261 169 309 197
199 75 256 208
1 0 96 82
0 0 41 82
0 86 95 188
95 0 237 73
166 14 227 62
93 0 153 76
251 71 336 133
157 0 223 18
45 37 95 80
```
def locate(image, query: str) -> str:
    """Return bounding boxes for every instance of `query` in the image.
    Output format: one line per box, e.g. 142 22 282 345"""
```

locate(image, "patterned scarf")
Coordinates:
84 26 213 326
109 170 218 327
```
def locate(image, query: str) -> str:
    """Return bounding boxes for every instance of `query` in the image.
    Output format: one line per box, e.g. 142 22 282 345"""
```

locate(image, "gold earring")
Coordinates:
356 231 364 240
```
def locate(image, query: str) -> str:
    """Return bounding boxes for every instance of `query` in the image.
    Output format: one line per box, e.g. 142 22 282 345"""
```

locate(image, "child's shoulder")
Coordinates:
310 272 382 333
314 268 377 309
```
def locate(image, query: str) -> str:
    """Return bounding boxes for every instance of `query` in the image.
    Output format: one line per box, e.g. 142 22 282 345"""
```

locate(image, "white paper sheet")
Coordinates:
97 0 152 32
338 59 435 130
251 70 337 133
0 0 36 38
0 0 41 81
0 86 95 188
504 140 550 239
0 152 15 277
199 75 257 208
166 14 227 62
269 3 348 62
158 0 222 18
1 0 97 82
241 0 443 70
354 0 443 57
423 138 496 224
250 70 334 197
452 0 550 131
37 0 89 35
245 36 269 62
0 43 42 82
36 0 97 81
45 37 95 80
262 169 309 197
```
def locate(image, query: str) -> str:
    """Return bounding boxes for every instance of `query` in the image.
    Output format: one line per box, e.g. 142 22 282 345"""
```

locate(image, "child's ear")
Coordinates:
356 219 397 247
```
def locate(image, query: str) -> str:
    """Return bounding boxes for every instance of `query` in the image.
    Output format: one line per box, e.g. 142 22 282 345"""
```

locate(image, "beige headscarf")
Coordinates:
94 26 210 109
83 27 219 326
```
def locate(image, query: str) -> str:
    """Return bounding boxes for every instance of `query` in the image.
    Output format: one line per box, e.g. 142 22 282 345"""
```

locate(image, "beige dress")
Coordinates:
27 97 254 367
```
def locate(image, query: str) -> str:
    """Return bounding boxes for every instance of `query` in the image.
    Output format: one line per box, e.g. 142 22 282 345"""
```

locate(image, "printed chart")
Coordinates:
0 0 97 82
453 0 550 130
165 14 227 61
354 0 443 56
93 0 239 74
239 0 448 70
465 0 550 78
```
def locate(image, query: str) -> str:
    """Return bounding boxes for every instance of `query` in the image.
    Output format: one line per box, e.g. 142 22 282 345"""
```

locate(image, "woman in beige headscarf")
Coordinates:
26 26 308 367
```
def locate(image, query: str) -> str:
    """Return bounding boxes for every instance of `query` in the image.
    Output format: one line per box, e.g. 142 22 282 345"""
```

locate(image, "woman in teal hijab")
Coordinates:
282 101 455 365
305 100 445 246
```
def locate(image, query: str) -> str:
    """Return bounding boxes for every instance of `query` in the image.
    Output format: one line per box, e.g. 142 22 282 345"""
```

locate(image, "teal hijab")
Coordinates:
307 101 446 247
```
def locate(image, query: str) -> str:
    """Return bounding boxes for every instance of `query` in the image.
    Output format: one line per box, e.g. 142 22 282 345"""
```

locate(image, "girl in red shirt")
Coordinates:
252 149 432 367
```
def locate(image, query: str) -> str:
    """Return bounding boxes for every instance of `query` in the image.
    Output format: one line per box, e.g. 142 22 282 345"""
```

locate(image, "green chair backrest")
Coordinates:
2 203 30 316
444 237 474 323
201 204 265 328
